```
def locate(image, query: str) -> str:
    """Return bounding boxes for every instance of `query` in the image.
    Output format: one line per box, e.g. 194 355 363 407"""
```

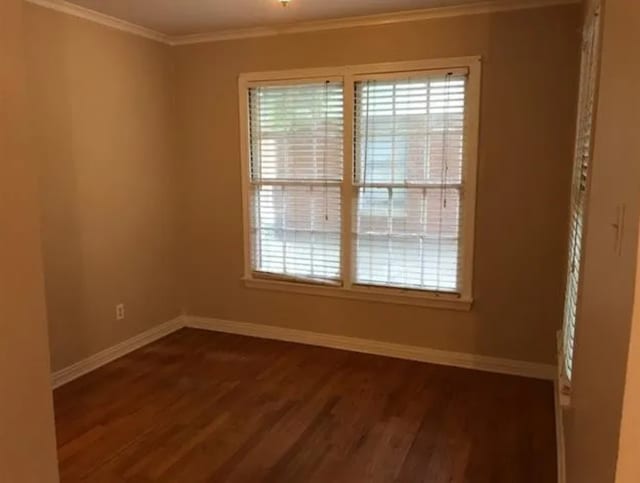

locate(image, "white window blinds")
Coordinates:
248 81 344 284
353 72 468 293
562 10 601 383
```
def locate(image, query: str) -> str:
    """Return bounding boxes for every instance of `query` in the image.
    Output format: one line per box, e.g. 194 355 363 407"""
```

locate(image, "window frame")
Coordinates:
559 4 602 400
239 57 482 311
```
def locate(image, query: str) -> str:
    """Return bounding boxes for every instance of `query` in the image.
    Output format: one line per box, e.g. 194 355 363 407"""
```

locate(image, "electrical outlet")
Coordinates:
116 303 125 320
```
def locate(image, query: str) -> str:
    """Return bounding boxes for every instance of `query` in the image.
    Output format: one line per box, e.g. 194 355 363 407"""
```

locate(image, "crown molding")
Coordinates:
25 0 171 44
25 0 580 47
170 0 580 45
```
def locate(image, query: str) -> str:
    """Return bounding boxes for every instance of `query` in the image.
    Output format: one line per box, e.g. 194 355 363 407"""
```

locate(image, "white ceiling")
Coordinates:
63 0 505 36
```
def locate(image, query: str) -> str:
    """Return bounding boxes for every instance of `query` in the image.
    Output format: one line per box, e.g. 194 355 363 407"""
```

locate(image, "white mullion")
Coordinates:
420 187 427 287
387 187 393 283
280 185 288 275
421 78 431 289
391 82 398 183
341 73 354 288
390 82 402 286
254 184 262 272
454 184 464 292
310 185 316 277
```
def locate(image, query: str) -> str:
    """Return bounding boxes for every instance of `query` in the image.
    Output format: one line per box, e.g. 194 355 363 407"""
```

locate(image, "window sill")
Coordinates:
243 277 473 311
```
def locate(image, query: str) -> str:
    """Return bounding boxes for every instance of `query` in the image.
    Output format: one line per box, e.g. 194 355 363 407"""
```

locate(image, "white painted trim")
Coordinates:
243 277 473 311
51 316 184 389
238 57 480 83
238 57 481 309
185 316 556 380
172 0 579 45
24 0 171 44
25 0 579 46
557 331 572 406
555 331 568 483
554 377 567 483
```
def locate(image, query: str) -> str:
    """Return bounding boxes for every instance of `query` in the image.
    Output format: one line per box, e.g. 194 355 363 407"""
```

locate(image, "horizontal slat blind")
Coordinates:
562 11 600 382
353 73 467 293
248 81 344 283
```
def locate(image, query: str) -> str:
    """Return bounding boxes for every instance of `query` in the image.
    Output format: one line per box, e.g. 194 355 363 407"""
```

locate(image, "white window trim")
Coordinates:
559 3 602 401
238 56 482 311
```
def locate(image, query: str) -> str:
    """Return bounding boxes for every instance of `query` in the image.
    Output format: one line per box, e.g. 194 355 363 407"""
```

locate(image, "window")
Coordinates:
240 58 481 309
248 81 344 284
354 75 466 292
561 7 601 389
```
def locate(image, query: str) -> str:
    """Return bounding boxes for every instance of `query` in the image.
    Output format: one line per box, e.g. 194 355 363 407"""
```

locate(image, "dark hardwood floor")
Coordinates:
54 328 557 482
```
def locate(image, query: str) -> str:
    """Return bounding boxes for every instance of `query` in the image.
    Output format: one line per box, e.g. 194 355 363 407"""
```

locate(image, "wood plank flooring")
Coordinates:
54 328 557 482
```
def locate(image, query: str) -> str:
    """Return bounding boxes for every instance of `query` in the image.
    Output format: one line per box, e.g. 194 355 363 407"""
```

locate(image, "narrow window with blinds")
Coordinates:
561 8 601 385
353 72 468 293
248 81 344 284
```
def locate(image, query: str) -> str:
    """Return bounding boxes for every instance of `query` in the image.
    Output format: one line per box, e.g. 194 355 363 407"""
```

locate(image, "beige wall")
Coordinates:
564 0 640 482
24 5 181 371
616 237 640 482
0 0 60 481
173 4 581 364
21 3 582 371
15 2 640 479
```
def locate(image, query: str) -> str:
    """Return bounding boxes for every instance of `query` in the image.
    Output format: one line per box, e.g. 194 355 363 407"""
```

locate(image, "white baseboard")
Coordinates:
185 316 556 381
51 316 184 389
51 314 556 389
